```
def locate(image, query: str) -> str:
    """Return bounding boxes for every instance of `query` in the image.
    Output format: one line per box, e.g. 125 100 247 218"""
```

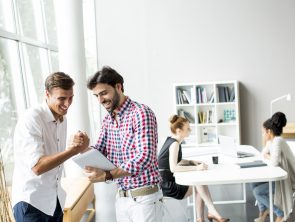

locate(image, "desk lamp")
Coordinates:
270 93 292 115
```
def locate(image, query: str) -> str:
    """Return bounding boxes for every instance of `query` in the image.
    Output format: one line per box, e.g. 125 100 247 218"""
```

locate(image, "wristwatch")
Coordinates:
104 170 113 184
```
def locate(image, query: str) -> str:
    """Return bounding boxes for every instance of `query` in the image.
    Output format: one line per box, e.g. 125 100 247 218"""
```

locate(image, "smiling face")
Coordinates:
46 87 74 120
92 83 123 113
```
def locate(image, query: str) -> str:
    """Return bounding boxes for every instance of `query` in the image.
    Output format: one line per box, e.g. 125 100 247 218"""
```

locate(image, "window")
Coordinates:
83 0 100 140
0 0 58 185
0 38 25 184
0 0 15 33
17 0 45 42
22 43 49 106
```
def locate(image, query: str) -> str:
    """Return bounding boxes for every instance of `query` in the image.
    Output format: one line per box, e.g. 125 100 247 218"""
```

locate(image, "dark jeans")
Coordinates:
13 198 63 222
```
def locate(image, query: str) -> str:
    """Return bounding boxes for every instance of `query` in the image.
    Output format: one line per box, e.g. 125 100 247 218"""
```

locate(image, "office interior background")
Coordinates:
1 0 295 221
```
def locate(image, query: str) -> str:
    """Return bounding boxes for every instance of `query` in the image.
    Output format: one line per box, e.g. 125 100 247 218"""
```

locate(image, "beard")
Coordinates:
106 90 120 114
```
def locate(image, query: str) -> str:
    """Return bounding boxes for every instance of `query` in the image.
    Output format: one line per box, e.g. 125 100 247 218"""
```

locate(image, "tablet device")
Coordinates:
72 148 116 171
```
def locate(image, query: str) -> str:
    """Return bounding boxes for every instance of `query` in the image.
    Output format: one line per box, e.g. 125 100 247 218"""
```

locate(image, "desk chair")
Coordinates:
162 196 193 222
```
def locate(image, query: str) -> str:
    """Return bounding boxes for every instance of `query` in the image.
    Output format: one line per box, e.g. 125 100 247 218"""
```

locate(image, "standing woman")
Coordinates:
252 112 295 222
158 115 229 222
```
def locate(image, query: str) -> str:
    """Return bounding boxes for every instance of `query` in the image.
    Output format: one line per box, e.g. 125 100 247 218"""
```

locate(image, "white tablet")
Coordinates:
72 148 116 171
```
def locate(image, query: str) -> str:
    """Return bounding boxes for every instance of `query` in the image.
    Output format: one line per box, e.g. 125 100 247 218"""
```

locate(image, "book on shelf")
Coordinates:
190 87 196 103
198 110 213 124
207 110 213 123
201 88 207 103
196 87 211 104
225 87 229 102
177 89 188 104
218 86 226 102
177 89 182 104
209 92 214 103
229 87 235 102
178 109 195 123
217 86 234 102
196 87 201 103
182 90 191 104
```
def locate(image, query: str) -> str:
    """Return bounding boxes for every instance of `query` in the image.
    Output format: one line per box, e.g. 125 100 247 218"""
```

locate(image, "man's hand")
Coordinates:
85 166 105 183
69 131 90 154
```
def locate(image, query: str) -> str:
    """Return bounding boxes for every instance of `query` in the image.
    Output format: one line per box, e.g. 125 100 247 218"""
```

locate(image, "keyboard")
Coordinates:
237 151 254 158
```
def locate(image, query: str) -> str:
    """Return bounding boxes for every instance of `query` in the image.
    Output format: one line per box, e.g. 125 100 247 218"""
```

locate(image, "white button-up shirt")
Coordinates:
12 102 67 216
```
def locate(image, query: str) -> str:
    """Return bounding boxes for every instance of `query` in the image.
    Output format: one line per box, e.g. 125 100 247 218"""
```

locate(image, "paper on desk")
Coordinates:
72 148 116 171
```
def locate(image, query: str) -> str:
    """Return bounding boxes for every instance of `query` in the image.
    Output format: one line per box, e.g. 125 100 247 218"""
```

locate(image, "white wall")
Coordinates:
93 1 295 221
95 0 295 148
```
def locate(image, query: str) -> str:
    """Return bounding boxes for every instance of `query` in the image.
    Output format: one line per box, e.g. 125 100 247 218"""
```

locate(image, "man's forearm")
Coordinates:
31 148 77 176
110 167 131 179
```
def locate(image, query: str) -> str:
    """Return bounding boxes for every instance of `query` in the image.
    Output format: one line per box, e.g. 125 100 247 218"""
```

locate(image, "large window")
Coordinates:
0 0 15 33
0 0 100 187
0 0 58 185
0 38 25 184
83 0 100 140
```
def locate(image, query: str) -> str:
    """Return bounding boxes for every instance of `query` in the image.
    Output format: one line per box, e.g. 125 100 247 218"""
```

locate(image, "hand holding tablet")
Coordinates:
72 148 116 171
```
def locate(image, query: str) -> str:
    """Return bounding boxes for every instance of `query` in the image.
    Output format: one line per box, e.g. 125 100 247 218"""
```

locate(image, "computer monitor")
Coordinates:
218 135 254 158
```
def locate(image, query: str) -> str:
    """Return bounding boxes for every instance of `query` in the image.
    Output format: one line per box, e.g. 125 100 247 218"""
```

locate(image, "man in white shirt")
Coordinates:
12 72 89 222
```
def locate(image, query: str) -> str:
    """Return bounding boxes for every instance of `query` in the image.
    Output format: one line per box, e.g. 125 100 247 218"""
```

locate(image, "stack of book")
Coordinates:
176 89 193 104
178 109 195 123
198 110 214 124
217 86 235 103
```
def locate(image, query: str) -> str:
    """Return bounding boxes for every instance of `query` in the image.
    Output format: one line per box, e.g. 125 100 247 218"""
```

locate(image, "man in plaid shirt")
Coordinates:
85 66 163 222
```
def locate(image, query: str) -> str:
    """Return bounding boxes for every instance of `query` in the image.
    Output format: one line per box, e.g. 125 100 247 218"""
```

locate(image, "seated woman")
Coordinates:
158 115 229 222
252 112 295 222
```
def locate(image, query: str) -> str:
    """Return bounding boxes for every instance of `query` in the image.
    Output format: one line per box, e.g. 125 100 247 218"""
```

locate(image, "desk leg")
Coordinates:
193 187 196 222
242 183 246 203
269 182 273 222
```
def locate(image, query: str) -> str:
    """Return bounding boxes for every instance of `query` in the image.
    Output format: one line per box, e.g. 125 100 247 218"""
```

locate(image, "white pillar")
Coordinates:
55 0 90 176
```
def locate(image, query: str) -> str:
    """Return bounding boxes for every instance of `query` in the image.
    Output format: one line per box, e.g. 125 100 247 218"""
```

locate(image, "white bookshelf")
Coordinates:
174 81 240 147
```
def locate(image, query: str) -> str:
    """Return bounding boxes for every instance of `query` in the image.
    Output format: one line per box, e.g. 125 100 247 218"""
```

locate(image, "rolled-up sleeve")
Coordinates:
92 118 108 156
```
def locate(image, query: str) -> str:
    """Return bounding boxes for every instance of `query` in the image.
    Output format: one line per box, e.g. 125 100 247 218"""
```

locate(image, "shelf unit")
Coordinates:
174 81 240 147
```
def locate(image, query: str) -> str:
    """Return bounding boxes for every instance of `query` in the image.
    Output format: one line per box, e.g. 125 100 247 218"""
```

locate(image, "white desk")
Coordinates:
175 146 288 222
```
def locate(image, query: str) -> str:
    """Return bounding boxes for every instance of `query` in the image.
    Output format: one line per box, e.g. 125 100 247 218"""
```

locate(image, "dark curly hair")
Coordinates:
263 112 287 136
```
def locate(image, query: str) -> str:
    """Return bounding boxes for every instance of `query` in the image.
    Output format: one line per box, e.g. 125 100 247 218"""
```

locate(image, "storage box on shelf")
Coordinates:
174 81 240 147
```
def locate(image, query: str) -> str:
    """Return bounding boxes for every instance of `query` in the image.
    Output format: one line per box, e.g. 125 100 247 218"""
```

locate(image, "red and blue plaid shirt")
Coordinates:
93 97 161 190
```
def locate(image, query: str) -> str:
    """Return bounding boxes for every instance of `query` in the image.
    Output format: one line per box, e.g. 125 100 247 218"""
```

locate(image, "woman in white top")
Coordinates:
252 112 295 222
158 115 229 222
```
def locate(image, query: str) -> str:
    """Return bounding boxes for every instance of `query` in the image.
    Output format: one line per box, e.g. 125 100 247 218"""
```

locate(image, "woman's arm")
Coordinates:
269 138 282 166
169 142 207 172
262 141 271 159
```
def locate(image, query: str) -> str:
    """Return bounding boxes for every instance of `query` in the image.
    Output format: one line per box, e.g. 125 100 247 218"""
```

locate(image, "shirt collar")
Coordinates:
42 102 64 123
111 96 130 118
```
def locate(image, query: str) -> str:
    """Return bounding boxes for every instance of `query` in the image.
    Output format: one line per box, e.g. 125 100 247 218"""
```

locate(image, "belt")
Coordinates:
118 185 159 198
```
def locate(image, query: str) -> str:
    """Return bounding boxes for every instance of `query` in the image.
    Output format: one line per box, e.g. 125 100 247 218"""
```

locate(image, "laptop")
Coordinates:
218 135 254 158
